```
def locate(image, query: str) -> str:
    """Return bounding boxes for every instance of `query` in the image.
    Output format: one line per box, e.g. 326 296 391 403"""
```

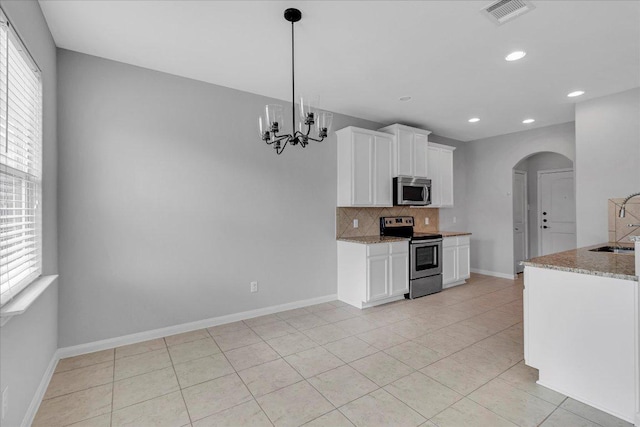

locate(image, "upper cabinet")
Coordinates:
337 124 455 208
337 127 393 207
378 124 431 178
428 143 455 207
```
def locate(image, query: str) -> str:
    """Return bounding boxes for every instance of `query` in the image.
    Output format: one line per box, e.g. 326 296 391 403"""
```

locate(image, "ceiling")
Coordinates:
38 0 640 141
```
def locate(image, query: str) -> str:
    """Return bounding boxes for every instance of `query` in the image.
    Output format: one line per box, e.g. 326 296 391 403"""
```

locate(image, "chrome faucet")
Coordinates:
619 192 640 218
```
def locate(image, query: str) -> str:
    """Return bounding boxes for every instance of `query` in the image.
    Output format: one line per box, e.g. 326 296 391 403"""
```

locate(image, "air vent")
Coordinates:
481 0 536 25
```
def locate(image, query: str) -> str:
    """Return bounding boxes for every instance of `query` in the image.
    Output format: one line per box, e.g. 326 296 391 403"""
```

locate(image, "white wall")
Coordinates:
575 88 640 246
0 1 58 426
514 153 574 258
57 49 383 347
465 122 575 277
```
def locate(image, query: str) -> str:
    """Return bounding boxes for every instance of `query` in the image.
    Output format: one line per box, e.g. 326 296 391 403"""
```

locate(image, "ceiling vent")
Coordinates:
481 0 536 25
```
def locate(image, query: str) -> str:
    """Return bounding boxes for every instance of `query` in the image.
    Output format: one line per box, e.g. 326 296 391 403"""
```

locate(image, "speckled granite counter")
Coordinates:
338 231 471 244
337 235 409 244
522 243 637 281
440 231 472 237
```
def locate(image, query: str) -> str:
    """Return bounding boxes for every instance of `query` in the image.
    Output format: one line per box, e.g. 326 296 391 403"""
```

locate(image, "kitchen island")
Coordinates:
522 243 639 425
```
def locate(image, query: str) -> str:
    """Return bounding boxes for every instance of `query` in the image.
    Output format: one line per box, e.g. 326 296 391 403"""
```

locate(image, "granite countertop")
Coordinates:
337 230 472 244
521 242 637 281
337 235 410 244
440 231 472 237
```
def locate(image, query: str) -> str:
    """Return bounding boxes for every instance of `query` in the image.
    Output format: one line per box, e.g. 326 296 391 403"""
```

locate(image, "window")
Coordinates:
0 9 43 307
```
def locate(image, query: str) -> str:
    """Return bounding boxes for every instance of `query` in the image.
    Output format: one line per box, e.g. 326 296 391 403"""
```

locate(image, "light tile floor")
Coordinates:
33 273 634 427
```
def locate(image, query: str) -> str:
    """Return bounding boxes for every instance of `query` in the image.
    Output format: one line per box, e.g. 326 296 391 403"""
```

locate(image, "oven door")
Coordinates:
410 239 442 279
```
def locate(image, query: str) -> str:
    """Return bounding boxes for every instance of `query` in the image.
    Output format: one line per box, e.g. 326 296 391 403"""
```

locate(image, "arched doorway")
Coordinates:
512 152 576 273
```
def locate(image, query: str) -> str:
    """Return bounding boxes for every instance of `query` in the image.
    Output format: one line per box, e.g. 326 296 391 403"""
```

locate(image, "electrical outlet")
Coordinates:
424 217 429 225
250 281 258 293
353 219 359 228
2 386 8 420
453 216 457 223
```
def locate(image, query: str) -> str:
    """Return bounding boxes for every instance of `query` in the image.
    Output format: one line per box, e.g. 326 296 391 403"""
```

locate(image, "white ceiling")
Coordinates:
38 0 640 141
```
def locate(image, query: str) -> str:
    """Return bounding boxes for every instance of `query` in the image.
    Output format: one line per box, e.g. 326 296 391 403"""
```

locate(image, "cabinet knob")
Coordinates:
543 212 547 215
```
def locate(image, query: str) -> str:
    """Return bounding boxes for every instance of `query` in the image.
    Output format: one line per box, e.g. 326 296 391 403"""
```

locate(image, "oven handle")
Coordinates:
411 239 442 246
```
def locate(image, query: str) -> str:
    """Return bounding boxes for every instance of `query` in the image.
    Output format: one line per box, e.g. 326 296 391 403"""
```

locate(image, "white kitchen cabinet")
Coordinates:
442 245 457 285
389 249 410 296
378 124 431 178
337 240 409 308
427 143 455 207
337 127 394 207
442 235 470 288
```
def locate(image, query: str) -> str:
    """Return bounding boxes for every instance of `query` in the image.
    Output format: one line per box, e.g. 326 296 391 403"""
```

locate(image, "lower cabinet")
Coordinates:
442 236 471 288
337 240 409 309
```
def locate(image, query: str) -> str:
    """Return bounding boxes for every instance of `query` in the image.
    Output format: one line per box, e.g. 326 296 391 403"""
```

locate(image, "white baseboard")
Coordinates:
470 268 516 280
443 279 466 289
21 349 60 427
58 293 337 359
537 380 635 424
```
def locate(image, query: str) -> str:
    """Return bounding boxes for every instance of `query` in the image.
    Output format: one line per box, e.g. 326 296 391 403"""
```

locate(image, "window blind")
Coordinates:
0 9 43 307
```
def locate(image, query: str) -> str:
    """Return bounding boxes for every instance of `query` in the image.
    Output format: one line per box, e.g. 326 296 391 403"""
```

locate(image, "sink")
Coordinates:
589 246 635 254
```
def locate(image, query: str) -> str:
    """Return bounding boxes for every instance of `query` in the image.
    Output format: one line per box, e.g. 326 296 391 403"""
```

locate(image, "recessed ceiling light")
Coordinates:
522 118 535 124
399 96 412 102
468 118 480 123
567 90 585 98
505 51 526 61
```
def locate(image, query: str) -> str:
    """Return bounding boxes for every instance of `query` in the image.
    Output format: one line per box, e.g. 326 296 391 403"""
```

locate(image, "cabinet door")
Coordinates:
440 148 454 207
442 245 457 285
397 129 414 176
414 133 429 177
352 132 373 205
367 255 389 302
427 147 441 206
389 252 409 296
457 245 470 280
373 136 393 206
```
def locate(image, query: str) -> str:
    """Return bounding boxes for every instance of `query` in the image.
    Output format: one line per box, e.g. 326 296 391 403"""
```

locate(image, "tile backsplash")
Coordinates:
336 207 439 238
609 198 640 243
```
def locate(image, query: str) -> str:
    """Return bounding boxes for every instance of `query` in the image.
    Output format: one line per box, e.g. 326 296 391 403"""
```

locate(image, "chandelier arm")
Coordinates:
276 138 289 155
265 133 291 145
306 135 326 143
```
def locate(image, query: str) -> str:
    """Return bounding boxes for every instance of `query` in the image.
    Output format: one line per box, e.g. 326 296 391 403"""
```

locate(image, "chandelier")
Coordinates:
258 8 333 155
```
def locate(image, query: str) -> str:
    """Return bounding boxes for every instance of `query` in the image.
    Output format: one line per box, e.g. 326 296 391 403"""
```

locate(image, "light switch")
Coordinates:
353 219 359 228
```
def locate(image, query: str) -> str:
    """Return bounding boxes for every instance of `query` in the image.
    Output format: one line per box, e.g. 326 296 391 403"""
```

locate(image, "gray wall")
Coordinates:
575 88 640 246
429 134 468 233
57 49 383 347
514 153 574 258
0 1 58 426
465 122 575 277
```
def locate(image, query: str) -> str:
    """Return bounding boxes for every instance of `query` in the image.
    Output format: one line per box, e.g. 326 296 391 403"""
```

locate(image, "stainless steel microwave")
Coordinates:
393 176 432 206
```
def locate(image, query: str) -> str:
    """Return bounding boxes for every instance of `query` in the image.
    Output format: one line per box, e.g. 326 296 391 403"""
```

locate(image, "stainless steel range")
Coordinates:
380 216 443 299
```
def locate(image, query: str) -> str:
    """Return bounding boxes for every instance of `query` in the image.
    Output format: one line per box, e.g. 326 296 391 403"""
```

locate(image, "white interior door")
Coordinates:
513 170 528 273
539 169 576 256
